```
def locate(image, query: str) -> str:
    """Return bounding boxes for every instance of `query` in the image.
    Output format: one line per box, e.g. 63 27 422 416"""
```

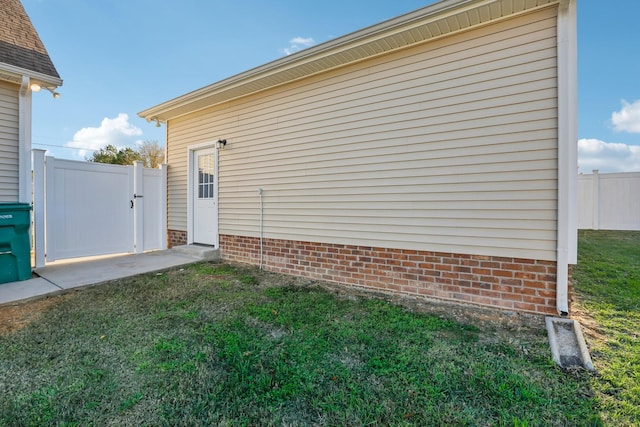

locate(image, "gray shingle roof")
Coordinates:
0 0 60 79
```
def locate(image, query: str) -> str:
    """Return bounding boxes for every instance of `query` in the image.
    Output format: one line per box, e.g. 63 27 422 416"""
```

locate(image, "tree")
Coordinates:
138 140 165 168
88 141 165 168
88 144 142 165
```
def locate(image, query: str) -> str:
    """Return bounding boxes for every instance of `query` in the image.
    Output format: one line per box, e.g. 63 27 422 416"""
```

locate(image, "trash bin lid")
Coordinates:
0 203 32 211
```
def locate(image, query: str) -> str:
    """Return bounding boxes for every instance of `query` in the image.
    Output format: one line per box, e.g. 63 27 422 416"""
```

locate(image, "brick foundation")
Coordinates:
220 234 562 315
168 229 187 248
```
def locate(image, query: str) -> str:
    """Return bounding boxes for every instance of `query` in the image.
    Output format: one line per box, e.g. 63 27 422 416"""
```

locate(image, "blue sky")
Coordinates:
22 0 640 173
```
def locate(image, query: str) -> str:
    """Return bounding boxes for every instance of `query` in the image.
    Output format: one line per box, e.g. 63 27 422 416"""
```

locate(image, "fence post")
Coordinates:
160 163 168 250
133 161 144 254
44 156 56 262
32 150 46 267
592 170 599 230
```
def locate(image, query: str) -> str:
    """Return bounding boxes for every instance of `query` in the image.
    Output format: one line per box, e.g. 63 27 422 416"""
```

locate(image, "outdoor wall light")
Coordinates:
146 117 162 127
30 83 60 99
217 139 227 148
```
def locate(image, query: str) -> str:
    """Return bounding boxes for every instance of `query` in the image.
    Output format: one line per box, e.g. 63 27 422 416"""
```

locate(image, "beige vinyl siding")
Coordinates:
167 6 559 261
0 80 19 202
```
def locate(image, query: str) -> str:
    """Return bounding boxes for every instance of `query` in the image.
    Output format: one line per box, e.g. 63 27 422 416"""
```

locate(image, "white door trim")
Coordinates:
187 142 219 246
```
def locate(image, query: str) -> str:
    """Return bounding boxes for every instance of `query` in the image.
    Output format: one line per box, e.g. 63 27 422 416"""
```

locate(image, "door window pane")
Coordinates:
198 154 215 199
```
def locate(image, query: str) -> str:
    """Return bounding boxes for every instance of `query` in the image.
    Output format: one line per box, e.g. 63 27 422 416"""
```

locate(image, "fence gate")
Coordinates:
32 151 167 266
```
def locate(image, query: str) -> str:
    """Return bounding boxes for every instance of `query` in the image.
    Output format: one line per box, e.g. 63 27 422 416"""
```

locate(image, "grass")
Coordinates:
572 230 640 426
0 240 632 425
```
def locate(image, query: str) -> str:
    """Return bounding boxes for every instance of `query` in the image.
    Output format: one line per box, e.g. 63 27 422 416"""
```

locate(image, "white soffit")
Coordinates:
139 0 558 122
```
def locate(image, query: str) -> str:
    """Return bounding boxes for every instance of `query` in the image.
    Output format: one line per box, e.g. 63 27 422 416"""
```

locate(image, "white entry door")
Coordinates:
192 147 218 245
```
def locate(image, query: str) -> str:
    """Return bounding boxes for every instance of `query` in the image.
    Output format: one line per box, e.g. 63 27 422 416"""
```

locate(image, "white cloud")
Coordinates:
65 113 143 159
283 36 315 55
611 100 640 133
578 138 640 173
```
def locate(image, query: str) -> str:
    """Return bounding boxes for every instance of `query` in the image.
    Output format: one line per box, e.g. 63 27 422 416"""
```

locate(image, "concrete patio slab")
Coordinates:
0 246 219 306
0 278 62 304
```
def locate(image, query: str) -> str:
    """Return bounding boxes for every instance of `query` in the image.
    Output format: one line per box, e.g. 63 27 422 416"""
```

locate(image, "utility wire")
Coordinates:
32 142 98 152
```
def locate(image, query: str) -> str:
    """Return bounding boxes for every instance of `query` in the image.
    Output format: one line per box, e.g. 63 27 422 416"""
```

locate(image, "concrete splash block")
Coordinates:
546 317 594 371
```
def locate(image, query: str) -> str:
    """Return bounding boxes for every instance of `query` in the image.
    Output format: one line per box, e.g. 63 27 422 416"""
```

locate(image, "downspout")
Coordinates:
18 76 33 204
164 121 169 166
258 188 264 269
556 0 578 316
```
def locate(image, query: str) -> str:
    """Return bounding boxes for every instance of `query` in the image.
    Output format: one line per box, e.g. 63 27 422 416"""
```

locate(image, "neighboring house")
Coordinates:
140 0 578 316
0 0 61 203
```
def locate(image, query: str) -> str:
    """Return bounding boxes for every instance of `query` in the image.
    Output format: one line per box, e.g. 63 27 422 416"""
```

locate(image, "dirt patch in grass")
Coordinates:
0 294 74 335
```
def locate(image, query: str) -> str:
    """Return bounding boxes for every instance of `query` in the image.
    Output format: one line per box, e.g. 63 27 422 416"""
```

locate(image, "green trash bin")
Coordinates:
0 203 32 284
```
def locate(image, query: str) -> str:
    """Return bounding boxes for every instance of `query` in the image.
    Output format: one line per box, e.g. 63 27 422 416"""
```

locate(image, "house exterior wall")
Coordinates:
0 80 19 202
165 7 561 314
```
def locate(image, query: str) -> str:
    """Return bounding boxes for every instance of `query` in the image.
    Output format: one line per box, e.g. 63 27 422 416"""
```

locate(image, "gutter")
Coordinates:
0 63 63 89
556 0 578 315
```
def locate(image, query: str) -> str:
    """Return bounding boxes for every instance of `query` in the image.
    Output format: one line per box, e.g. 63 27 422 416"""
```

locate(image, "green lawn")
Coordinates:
0 230 636 426
572 230 640 426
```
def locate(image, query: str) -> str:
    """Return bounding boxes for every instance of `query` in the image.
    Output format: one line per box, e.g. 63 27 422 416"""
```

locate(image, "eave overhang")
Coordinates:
139 0 558 123
0 62 63 89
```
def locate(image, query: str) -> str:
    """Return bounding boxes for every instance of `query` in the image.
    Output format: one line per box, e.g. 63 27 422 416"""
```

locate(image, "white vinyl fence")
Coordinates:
578 170 640 230
32 150 167 266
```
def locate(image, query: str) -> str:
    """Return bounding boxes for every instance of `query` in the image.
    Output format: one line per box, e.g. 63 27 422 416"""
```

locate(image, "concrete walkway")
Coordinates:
0 246 219 306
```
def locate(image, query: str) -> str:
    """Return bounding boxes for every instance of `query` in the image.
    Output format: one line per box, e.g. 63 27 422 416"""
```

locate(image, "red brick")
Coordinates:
523 295 546 305
515 272 537 280
513 302 538 313
418 263 435 270
527 265 547 273
386 284 402 292
501 292 523 302
452 293 472 301
523 280 549 289
494 270 513 278
474 282 492 290
417 288 435 296
402 286 418 294
480 275 499 284
538 290 556 299
494 284 513 293
501 278 523 287
473 296 495 306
